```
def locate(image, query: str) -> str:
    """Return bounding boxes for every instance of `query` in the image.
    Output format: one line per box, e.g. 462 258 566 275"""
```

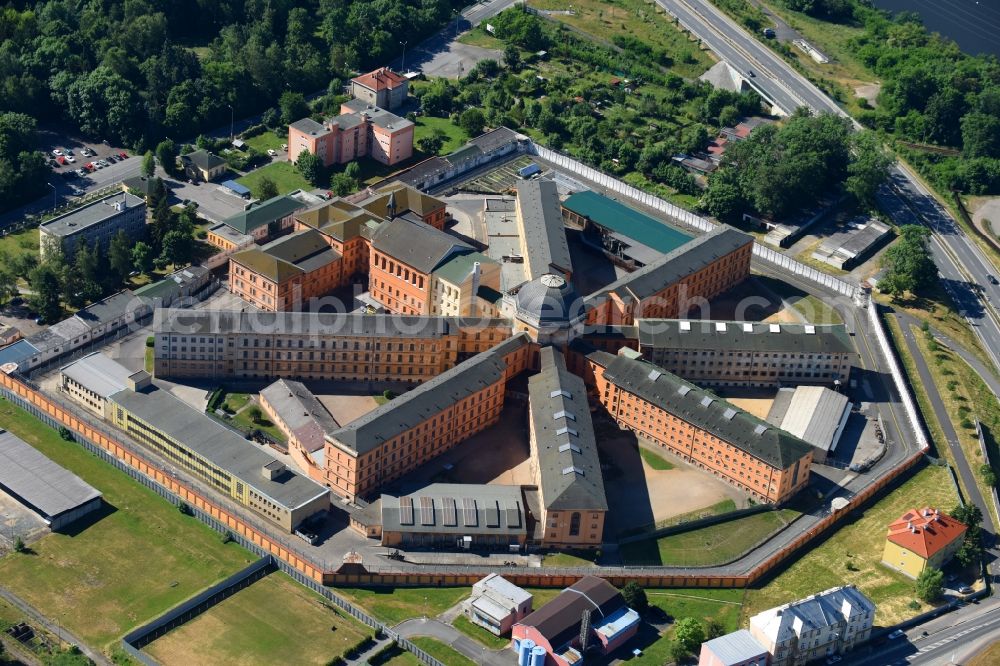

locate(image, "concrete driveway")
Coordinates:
166 177 249 223
395 617 509 666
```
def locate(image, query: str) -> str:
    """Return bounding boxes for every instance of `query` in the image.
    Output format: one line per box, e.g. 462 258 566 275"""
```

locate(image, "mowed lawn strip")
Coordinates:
639 447 674 470
145 573 371 666
743 464 959 626
451 615 510 650
0 398 251 651
333 587 470 625
236 161 310 196
409 637 476 666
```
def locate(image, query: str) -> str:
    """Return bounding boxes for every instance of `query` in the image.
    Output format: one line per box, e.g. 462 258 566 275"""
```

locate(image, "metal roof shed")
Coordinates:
221 180 252 198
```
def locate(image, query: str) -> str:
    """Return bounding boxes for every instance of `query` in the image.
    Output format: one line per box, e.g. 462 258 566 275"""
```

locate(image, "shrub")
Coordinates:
221 531 234 544
58 426 74 441
13 536 26 553
145 336 155 348
178 502 194 516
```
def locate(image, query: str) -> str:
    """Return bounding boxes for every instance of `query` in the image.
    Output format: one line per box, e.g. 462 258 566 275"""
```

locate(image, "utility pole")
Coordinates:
228 104 234 140
400 41 409 72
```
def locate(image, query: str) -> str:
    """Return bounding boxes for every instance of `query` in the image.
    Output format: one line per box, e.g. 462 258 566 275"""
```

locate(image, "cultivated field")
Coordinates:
743 464 960 625
0 398 250 652
145 573 371 666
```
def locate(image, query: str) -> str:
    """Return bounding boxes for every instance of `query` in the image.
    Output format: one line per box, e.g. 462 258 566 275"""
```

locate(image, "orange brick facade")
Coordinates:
370 248 433 315
588 360 812 504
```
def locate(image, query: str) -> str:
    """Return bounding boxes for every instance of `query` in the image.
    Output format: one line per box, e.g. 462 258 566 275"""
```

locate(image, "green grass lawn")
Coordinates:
144 346 153 373
630 589 744 666
456 29 506 50
145 573 371 666
230 406 287 443
451 615 510 650
763 275 843 325
243 131 286 155
413 117 469 155
620 510 791 566
409 637 475 666
541 552 597 568
220 391 252 413
333 587 470 625
744 464 959 626
0 398 251 653
0 226 38 261
236 161 310 197
375 647 424 666
639 447 674 470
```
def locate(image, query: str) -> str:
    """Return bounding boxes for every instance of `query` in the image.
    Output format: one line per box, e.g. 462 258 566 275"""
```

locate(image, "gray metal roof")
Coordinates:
74 290 147 328
750 585 875 644
289 117 327 135
773 386 850 453
589 227 752 302
701 630 767 665
60 352 135 399
108 383 328 511
380 483 527 537
590 350 814 469
529 347 607 511
515 179 572 280
371 216 472 274
514 274 585 325
260 379 339 453
39 192 144 238
152 309 456 339
467 127 521 154
0 429 101 520
636 319 854 355
329 334 531 455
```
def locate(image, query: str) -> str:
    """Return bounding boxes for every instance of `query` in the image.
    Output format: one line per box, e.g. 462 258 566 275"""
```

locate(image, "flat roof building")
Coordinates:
0 429 102 530
39 191 146 261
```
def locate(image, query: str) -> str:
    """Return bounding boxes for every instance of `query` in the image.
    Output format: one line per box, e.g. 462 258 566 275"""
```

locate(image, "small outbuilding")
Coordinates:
464 574 533 636
0 429 102 531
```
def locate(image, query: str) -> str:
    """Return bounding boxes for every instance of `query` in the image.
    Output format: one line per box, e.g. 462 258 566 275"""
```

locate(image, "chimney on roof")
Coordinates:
386 190 397 219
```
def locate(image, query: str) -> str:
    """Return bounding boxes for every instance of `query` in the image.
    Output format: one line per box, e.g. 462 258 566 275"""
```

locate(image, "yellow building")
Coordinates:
880 507 967 579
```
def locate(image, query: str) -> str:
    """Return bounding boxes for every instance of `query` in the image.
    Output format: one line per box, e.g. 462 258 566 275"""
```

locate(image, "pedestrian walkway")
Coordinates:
0 586 111 666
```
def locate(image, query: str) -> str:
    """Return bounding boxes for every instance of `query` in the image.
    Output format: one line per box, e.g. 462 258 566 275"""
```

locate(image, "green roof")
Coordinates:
222 195 304 235
562 190 692 254
432 251 497 285
231 247 302 282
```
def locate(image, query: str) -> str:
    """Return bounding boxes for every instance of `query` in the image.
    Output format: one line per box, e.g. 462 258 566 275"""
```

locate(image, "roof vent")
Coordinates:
550 389 572 399
562 466 584 476
715 322 727 333
723 408 737 420
648 369 662 381
804 325 816 334
700 396 714 408
743 323 754 333
556 426 578 437
753 424 768 436
677 385 692 396
559 443 582 454
553 410 576 421
679 320 691 332
769 324 780 333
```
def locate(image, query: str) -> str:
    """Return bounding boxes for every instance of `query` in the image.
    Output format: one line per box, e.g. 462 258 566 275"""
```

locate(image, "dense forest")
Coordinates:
0 0 464 210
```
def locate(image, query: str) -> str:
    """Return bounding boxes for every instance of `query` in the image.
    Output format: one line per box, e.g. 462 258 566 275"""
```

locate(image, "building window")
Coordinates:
569 512 581 537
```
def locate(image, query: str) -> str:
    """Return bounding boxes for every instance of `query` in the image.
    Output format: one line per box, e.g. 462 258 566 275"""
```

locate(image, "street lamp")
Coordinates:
400 40 409 72
227 104 234 141
46 182 56 210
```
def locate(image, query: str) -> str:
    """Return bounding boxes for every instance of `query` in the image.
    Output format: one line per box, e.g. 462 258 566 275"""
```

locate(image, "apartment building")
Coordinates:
585 227 753 326
528 347 607 548
369 216 474 315
587 349 814 504
39 192 146 261
748 586 876 666
350 67 409 110
59 354 329 532
514 179 573 281
635 320 856 388
322 334 533 499
288 99 413 168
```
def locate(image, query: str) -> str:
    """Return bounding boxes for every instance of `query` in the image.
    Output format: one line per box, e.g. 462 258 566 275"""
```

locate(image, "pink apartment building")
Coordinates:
288 98 414 168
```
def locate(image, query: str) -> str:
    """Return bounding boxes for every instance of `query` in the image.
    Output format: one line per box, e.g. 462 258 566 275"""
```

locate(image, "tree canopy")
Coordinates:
879 225 936 297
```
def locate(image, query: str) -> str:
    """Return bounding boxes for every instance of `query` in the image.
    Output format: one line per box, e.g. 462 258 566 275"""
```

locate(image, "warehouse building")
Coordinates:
635 319 856 388
0 430 103 531
528 347 607 549
766 386 851 463
587 349 814 504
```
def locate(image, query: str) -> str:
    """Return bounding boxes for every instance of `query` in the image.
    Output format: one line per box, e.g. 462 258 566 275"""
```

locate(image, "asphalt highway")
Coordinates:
659 0 1000 378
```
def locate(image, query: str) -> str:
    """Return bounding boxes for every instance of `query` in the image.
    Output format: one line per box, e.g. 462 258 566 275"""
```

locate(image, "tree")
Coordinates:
503 44 522 72
961 112 1000 159
132 242 154 275
141 150 156 178
330 172 357 197
279 90 310 125
880 225 936 297
13 536 25 553
155 139 178 175
296 150 324 187
704 618 725 640
459 108 486 137
980 463 998 487
29 263 63 324
255 176 279 201
702 169 746 223
109 230 134 285
344 161 362 181
620 581 649 615
159 230 193 267
673 617 706 655
417 133 444 155
69 240 102 306
916 567 944 603
0 267 17 306
846 132 893 207
247 406 263 424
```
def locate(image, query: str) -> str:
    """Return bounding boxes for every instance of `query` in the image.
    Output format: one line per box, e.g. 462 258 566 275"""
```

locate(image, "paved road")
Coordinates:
841 597 1000 666
0 586 111 666
660 0 1000 380
395 617 509 666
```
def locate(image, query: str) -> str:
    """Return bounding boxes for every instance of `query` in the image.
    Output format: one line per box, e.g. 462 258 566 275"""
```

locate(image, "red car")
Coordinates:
56 155 66 165
119 151 128 159
84 162 95 171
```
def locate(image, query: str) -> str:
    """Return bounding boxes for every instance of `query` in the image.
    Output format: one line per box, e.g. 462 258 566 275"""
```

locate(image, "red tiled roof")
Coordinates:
707 138 728 156
886 507 967 559
352 67 407 92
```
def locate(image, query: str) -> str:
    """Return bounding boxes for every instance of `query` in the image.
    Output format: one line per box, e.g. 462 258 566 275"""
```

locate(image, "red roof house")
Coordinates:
881 507 967 578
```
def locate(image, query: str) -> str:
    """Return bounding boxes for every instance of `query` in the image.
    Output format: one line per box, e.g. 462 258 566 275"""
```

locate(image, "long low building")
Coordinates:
528 346 607 549
587 348 814 504
259 378 340 482
515 178 573 281
152 309 514 383
766 386 851 463
0 429 103 530
59 353 329 532
634 319 856 388
585 226 753 326
323 334 533 500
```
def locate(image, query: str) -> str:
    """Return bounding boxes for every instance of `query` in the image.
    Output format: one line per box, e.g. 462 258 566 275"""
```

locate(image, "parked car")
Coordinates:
56 155 66 165
65 155 76 163
959 585 974 594
888 629 905 640
119 151 128 159
989 275 998 285
106 155 118 163
75 168 88 177
51 148 63 156
84 162 95 171
267 148 277 157
763 27 776 38
64 148 74 156
97 159 109 168
281 143 288 151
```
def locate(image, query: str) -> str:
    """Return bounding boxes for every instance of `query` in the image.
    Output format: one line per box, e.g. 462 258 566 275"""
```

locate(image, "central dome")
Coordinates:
514 273 584 325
